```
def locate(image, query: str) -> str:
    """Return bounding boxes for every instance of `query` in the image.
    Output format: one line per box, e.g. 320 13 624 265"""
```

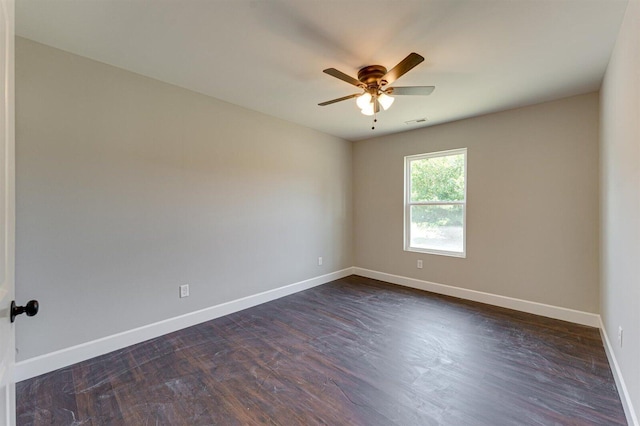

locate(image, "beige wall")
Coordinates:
15 38 353 361
354 93 600 313
600 0 640 418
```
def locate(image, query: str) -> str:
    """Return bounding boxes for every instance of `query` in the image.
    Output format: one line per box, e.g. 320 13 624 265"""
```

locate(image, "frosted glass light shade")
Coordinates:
378 93 395 110
361 102 375 116
356 92 372 109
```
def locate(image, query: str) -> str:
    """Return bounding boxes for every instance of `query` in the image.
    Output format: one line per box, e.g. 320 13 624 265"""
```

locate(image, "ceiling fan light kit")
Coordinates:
356 92 372 109
360 102 375 116
318 52 435 129
378 92 394 110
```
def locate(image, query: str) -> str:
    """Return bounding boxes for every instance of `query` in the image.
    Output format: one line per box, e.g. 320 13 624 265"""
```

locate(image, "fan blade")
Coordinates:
318 93 360 106
323 68 363 88
381 53 425 86
387 86 435 96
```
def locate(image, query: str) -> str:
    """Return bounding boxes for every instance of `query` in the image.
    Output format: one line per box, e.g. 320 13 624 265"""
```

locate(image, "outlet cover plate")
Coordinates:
180 284 190 298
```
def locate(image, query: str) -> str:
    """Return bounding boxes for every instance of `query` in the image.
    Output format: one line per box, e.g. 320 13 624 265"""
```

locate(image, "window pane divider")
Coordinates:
408 201 465 206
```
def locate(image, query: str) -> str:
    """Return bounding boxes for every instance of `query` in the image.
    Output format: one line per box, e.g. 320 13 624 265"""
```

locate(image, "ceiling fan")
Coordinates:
318 53 435 123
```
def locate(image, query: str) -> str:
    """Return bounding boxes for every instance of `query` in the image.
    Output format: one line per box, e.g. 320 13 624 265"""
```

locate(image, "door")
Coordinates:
0 0 14 424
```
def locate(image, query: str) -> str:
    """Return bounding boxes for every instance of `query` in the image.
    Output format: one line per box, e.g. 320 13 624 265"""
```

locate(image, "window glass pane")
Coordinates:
410 205 464 253
410 153 465 202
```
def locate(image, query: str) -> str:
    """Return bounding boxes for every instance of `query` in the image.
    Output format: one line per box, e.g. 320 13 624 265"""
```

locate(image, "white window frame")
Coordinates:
404 148 467 258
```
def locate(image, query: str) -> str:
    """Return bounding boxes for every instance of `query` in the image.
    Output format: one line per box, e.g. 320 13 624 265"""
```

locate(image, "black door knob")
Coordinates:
10 300 39 323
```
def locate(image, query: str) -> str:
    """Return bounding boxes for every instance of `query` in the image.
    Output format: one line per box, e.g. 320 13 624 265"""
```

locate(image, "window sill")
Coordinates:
405 247 466 258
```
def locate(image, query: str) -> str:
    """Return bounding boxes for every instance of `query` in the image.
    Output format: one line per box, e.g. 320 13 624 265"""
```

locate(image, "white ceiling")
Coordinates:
16 0 628 141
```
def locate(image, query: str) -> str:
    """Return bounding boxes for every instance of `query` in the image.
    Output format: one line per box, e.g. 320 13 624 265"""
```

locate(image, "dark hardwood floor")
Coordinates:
17 275 626 425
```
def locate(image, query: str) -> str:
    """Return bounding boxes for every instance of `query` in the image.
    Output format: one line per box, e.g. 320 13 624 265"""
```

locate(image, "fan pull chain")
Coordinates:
372 111 377 130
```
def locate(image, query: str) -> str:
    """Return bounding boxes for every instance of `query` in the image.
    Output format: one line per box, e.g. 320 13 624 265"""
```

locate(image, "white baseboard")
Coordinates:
15 268 354 382
599 318 639 426
353 267 601 327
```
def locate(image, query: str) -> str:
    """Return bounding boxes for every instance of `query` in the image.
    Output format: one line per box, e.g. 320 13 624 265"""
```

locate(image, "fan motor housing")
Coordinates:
358 65 388 86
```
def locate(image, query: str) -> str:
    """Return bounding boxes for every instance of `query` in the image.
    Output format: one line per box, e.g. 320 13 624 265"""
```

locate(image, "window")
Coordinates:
404 148 467 257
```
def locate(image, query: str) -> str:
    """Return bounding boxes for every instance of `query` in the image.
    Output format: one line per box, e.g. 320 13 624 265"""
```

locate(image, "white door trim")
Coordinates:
0 0 15 423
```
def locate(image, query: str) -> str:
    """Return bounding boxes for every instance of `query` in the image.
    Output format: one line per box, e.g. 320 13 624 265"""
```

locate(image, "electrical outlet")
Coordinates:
180 284 190 298
618 326 623 347
318 257 323 266
417 260 423 269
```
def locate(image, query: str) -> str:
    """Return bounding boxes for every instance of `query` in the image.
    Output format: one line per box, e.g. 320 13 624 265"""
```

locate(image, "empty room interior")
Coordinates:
3 0 639 424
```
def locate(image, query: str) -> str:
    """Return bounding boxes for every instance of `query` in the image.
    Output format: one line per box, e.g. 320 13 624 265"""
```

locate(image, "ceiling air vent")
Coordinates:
405 117 428 125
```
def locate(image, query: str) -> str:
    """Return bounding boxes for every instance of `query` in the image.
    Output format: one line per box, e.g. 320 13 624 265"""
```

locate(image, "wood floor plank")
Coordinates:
16 275 627 425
